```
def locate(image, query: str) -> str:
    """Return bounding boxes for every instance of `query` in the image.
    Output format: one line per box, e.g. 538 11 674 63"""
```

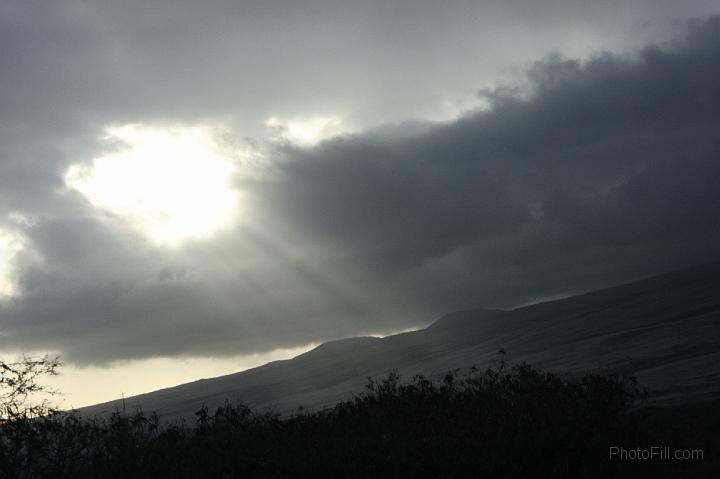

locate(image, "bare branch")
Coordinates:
0 355 62 422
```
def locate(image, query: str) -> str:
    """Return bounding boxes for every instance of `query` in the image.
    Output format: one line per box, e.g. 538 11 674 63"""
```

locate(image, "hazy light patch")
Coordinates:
7 211 36 228
370 325 423 338
0 227 28 299
65 124 238 244
48 343 318 409
265 115 349 146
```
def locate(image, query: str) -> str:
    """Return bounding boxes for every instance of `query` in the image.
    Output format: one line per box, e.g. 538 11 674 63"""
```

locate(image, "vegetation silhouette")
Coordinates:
0 358 717 478
0 355 61 423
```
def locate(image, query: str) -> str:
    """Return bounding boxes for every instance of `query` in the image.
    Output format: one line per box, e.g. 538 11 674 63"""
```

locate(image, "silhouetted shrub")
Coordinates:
0 361 716 478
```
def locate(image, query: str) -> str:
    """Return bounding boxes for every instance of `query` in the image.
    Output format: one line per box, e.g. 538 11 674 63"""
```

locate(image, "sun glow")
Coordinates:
66 125 238 244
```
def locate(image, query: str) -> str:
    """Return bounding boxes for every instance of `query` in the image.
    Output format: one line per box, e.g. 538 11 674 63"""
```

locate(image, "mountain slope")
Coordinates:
81 262 720 421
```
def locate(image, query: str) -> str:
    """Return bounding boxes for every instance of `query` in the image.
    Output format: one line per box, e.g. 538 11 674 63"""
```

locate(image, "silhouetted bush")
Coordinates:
0 361 716 478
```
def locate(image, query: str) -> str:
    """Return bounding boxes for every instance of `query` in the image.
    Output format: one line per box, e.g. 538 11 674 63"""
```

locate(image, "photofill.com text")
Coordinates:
609 446 703 461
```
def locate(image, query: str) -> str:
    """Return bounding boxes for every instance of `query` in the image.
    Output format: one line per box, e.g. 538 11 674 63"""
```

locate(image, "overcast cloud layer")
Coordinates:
1 2 719 364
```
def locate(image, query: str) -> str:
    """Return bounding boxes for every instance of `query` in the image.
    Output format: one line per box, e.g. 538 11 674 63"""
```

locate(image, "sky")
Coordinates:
1 1 720 407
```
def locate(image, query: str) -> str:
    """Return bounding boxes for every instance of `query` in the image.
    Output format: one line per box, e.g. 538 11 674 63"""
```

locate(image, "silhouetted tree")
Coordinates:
0 355 61 422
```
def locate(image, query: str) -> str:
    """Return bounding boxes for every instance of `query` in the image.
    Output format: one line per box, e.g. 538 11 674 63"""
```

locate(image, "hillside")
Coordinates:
81 263 720 421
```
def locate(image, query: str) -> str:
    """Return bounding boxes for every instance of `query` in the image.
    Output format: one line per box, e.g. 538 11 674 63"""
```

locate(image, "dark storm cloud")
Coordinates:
254 17 720 309
1 2 720 364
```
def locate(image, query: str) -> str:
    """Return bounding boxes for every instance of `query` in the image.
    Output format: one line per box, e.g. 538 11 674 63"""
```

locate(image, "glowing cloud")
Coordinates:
66 125 238 244
0 228 26 299
265 115 347 146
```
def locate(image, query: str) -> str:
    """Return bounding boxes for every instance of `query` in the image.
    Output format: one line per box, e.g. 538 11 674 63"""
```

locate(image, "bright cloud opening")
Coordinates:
66 124 238 244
